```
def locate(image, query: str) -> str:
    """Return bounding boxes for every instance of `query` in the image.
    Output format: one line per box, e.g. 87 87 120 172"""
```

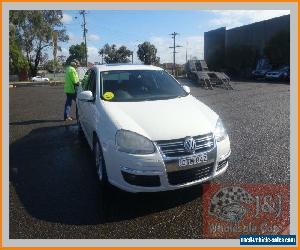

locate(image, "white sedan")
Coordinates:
77 64 231 192
31 76 50 82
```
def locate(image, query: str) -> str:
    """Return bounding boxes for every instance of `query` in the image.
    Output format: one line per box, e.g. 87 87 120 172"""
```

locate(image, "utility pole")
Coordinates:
99 51 104 64
52 31 58 83
80 10 88 67
186 41 188 63
131 52 134 64
169 32 182 75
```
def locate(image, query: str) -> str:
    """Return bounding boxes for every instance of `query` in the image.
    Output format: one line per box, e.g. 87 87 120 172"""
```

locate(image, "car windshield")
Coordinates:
100 70 188 102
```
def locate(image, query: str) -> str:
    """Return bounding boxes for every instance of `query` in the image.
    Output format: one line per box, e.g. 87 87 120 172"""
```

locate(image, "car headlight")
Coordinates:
116 130 155 154
214 118 228 142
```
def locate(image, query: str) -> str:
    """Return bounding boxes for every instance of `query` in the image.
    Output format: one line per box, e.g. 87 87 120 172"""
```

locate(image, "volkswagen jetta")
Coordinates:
77 64 231 192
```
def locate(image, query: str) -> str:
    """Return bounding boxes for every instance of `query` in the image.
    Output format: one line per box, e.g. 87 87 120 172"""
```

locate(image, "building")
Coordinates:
204 14 290 72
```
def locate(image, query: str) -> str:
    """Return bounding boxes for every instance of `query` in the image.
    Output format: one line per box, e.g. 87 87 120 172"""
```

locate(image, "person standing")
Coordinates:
64 60 79 121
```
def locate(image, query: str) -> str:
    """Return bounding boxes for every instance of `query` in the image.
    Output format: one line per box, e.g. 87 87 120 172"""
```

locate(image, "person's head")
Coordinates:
70 59 79 68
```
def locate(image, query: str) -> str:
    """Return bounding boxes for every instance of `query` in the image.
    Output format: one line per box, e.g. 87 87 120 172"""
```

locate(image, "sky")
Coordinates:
58 10 290 64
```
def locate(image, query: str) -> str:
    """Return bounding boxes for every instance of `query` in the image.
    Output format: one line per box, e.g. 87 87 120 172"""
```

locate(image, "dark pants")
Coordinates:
64 93 77 120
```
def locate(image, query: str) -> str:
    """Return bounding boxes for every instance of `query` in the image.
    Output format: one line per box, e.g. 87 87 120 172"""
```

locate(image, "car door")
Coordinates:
83 69 98 145
77 70 92 144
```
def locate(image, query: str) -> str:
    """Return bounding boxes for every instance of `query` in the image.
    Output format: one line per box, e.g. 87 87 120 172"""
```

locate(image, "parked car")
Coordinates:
76 64 231 192
252 58 272 79
31 76 50 82
265 66 290 81
251 69 270 79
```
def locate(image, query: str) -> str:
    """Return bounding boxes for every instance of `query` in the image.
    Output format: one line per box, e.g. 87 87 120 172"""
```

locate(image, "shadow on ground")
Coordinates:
10 124 203 226
10 119 63 125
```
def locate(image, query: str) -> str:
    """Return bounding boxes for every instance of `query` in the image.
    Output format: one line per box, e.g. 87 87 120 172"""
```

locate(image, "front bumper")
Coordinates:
103 135 231 193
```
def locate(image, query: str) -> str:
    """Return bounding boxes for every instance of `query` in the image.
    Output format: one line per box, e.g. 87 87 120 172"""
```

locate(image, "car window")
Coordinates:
100 70 188 102
81 70 91 90
87 70 96 97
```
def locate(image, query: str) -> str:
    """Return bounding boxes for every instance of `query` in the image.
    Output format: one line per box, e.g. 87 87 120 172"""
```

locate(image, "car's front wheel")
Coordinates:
93 138 108 186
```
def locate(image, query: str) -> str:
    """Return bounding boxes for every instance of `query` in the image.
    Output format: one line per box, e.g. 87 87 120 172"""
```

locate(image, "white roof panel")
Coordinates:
93 64 163 72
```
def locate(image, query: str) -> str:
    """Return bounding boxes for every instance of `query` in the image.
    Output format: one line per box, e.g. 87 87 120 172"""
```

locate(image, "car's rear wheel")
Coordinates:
93 138 108 186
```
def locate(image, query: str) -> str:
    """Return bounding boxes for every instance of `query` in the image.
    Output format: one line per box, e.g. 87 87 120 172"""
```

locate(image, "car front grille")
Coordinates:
156 133 214 158
167 162 214 185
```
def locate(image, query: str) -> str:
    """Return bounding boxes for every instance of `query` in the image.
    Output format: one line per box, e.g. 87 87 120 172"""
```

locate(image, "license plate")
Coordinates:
179 153 208 167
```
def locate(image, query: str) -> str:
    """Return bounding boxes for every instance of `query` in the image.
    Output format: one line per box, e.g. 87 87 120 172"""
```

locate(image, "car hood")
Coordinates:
102 95 219 141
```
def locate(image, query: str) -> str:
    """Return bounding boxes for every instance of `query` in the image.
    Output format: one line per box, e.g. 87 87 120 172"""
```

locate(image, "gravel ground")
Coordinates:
9 80 290 239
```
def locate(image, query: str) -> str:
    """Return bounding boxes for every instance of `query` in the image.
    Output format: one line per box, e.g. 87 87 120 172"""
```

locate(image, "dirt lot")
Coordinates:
9 80 290 238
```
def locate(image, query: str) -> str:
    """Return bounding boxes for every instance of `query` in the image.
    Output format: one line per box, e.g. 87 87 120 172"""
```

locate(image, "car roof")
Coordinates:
92 64 163 72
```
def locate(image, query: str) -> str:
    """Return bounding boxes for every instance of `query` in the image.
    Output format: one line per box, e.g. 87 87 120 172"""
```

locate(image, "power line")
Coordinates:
186 41 189 63
79 10 88 66
169 32 182 75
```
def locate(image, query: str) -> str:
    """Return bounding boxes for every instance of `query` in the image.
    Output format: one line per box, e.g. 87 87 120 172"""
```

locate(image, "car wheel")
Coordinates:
93 138 108 186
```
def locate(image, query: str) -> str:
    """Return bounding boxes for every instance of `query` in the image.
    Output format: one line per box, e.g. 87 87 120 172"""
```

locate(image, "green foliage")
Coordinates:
9 24 29 75
264 30 290 68
66 43 86 66
44 59 63 73
9 10 68 77
99 44 132 63
137 41 160 65
57 55 67 67
9 44 29 74
225 45 258 76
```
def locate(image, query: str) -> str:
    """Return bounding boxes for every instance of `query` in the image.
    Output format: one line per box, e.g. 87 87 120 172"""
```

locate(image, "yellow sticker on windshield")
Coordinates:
103 91 114 100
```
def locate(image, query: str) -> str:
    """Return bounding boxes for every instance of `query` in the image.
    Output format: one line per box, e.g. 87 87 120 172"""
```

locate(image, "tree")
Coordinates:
9 10 68 77
44 59 63 73
264 30 290 68
66 43 86 66
9 23 29 75
137 42 160 65
99 44 132 63
57 55 67 67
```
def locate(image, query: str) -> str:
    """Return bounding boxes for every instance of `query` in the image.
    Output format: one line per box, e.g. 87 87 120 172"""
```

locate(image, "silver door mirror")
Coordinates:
183 85 191 94
78 90 94 102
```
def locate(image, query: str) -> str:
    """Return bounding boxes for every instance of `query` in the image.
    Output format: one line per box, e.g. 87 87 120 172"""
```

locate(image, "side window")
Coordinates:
87 70 97 97
82 70 90 91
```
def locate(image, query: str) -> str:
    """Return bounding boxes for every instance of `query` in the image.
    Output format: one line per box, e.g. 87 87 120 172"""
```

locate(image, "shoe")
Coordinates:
65 117 73 121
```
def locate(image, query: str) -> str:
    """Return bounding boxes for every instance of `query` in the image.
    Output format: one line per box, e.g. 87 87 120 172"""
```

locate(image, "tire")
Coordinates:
93 137 108 187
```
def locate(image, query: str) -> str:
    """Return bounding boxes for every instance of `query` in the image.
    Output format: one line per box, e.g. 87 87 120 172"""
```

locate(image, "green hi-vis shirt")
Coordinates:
64 66 79 94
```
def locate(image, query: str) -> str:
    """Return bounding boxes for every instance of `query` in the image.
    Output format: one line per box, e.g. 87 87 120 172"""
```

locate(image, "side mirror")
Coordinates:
183 85 191 94
78 90 94 102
